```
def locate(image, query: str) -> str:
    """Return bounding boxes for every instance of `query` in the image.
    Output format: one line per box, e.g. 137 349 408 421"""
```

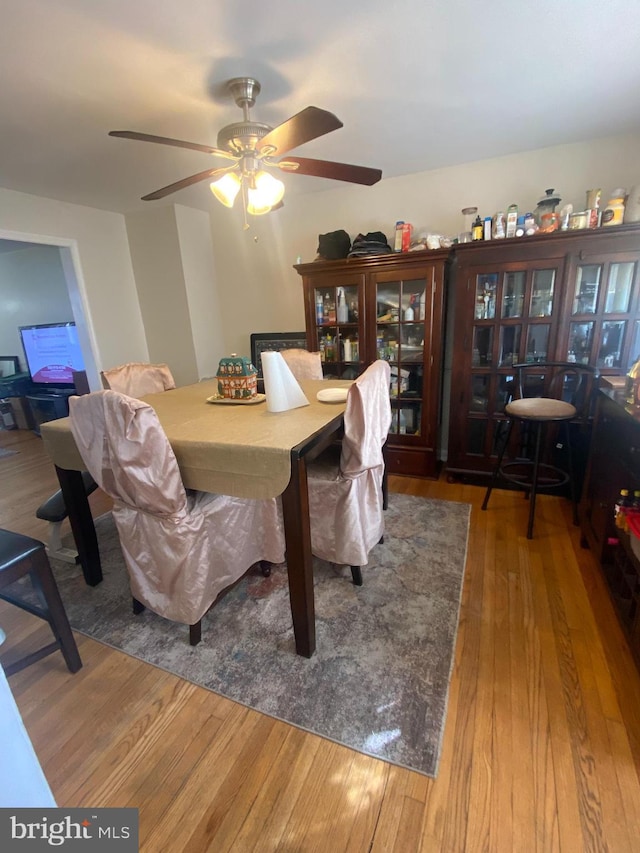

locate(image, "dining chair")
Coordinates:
100 361 176 397
68 390 285 644
481 361 598 538
0 529 82 675
306 359 392 584
280 348 324 381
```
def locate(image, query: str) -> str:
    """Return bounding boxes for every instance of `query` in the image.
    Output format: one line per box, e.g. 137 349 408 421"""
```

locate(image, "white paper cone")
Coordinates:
262 351 310 412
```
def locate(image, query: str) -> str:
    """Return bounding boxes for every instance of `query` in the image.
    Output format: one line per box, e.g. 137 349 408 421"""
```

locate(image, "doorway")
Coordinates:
0 232 99 389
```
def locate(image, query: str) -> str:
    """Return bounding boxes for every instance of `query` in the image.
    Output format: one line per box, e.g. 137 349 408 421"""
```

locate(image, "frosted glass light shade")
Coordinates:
210 172 241 207
247 171 285 215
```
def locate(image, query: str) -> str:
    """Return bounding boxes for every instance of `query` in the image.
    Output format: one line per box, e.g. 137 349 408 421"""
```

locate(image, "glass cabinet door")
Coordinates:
374 273 429 437
312 278 363 379
463 259 563 464
530 269 555 317
501 271 526 318
604 262 634 313
563 257 640 372
572 265 601 314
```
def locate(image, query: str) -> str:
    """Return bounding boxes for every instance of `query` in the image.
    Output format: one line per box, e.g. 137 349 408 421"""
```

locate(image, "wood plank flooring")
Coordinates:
2 427 640 851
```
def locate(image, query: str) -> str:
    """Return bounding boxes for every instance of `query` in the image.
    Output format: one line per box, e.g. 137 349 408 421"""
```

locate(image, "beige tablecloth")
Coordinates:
40 378 350 499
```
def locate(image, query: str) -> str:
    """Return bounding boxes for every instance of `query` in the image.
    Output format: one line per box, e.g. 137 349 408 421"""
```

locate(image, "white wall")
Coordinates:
175 204 226 378
0 245 72 372
124 206 199 386
0 187 147 389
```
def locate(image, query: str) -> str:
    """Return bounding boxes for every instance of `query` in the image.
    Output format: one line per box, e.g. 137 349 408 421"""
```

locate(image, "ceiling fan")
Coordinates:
109 77 382 216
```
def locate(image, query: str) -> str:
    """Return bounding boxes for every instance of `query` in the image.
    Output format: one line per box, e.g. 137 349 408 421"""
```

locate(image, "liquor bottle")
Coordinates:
316 292 324 325
472 215 483 241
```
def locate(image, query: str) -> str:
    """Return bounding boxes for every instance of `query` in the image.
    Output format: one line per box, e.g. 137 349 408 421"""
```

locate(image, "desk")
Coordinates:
40 378 349 657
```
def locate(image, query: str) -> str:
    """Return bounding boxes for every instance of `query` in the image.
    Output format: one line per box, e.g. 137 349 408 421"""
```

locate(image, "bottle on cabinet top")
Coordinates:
394 221 404 252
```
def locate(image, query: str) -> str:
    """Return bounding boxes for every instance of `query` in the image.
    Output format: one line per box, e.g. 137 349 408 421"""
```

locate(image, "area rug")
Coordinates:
50 494 470 777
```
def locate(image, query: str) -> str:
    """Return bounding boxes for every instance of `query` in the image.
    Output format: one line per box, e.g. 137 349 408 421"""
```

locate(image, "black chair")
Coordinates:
0 529 82 675
481 361 598 539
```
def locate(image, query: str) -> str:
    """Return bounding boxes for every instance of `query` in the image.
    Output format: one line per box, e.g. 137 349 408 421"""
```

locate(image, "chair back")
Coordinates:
341 360 392 477
511 361 599 421
100 362 176 397
280 348 324 381
69 390 187 518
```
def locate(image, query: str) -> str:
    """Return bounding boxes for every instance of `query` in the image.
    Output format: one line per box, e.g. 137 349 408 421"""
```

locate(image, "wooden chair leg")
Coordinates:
189 621 202 646
350 566 363 586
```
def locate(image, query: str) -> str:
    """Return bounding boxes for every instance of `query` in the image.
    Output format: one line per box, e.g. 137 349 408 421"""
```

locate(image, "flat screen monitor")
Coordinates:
19 322 85 387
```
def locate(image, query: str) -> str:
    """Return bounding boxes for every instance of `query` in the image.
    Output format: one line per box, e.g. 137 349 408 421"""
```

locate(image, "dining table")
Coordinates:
39 377 351 658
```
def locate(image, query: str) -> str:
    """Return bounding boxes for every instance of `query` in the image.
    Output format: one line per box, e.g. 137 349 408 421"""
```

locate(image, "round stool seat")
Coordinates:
505 397 576 421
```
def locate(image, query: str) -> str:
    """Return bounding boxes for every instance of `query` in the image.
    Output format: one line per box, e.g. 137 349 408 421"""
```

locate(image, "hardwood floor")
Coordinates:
2 427 640 851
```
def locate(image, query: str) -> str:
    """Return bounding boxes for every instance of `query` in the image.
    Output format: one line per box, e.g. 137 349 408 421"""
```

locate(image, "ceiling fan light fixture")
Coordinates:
246 170 285 215
210 172 241 207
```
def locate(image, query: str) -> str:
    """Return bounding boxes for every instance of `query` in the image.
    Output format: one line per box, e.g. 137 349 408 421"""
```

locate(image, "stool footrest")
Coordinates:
499 461 570 491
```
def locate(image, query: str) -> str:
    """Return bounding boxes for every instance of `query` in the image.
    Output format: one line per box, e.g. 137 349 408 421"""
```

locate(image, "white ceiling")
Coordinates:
1 0 639 215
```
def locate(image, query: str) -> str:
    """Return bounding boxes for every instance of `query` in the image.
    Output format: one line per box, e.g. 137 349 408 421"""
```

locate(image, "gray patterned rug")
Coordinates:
51 494 470 777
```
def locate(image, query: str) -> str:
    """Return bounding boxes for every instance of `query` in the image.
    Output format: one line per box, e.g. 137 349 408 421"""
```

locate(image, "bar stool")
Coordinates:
481 362 598 539
0 529 82 675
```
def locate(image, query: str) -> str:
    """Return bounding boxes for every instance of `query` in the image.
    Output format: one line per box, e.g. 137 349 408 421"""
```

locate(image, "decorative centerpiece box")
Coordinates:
216 354 258 400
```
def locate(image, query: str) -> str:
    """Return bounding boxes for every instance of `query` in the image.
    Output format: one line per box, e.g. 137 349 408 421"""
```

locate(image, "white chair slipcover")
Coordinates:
280 349 324 381
307 360 391 575
69 390 285 636
100 362 176 397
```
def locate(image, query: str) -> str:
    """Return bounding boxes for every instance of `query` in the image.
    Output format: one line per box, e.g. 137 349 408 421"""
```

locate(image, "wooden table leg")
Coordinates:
281 452 315 658
55 465 102 586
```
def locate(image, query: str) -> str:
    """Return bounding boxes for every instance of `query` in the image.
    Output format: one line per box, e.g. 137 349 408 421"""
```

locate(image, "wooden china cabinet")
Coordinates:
446 223 640 480
294 250 448 478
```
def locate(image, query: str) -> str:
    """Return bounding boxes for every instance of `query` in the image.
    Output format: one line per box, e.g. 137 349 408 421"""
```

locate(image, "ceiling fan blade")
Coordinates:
257 107 343 157
109 130 238 161
278 157 382 186
141 166 236 201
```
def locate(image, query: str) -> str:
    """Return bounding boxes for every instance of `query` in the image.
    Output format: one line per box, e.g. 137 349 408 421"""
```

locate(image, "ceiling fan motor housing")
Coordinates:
216 121 272 155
